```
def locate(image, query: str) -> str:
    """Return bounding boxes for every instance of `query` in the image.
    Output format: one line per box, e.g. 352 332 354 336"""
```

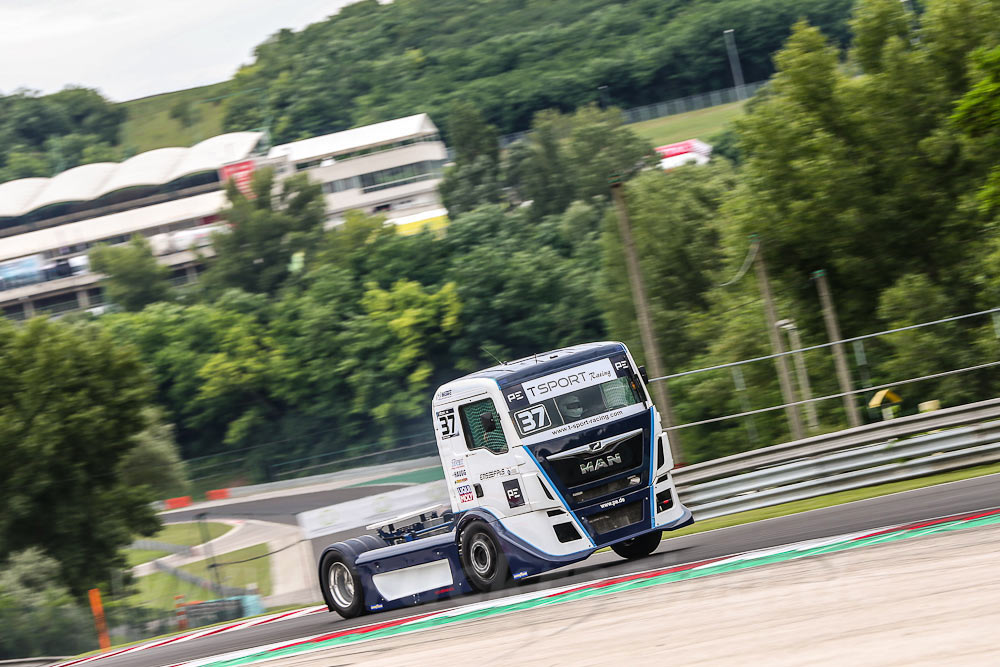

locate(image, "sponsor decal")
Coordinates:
437 389 453 399
549 409 625 436
452 468 467 478
479 466 517 481
512 570 528 579
450 458 464 468
453 477 468 484
503 479 525 508
599 496 626 510
457 484 474 503
522 359 616 404
437 408 459 439
580 453 623 475
370 603 383 610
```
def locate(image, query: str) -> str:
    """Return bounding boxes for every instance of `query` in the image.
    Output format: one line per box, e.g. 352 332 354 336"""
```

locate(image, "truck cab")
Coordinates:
318 342 692 618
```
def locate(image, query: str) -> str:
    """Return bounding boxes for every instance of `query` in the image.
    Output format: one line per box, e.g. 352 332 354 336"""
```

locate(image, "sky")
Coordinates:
0 0 364 102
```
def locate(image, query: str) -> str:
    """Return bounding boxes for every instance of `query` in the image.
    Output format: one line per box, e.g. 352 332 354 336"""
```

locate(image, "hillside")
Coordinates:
119 81 231 153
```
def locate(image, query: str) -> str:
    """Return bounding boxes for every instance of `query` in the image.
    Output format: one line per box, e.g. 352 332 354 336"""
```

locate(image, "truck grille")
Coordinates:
548 431 644 487
585 501 644 535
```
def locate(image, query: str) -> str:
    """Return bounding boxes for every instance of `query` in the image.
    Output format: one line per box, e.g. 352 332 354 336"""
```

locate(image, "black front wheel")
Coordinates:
320 549 365 618
460 520 510 592
611 530 663 559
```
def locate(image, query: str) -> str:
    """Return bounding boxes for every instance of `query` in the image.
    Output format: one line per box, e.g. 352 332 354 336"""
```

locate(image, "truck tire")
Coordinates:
611 530 662 559
459 520 510 593
319 535 385 619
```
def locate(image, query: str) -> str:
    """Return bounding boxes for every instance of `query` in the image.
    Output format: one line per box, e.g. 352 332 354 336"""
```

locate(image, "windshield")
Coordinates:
510 374 644 437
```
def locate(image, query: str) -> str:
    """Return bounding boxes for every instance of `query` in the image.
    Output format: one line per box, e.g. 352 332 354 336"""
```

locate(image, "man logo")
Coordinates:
580 453 623 474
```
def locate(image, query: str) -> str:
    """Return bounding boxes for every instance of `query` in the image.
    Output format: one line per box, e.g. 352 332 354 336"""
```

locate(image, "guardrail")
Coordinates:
673 397 1000 486
673 398 1000 520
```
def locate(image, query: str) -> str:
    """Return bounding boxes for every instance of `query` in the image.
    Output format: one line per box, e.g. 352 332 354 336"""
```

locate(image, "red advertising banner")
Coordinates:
219 159 256 198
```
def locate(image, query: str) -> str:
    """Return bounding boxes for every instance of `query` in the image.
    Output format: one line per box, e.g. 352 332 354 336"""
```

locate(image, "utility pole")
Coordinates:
610 179 684 464
753 237 805 441
197 512 225 596
813 269 862 428
777 319 819 431
724 29 747 100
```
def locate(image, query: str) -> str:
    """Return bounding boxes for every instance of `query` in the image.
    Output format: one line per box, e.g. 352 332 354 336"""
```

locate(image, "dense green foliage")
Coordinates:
0 87 125 183
84 0 1000 471
0 319 161 598
0 549 98 657
89 237 173 312
221 0 855 141
5 0 1000 496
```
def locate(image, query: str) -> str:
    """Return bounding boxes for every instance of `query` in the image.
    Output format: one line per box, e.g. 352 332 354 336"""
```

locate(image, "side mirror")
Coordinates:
480 413 496 433
638 365 649 384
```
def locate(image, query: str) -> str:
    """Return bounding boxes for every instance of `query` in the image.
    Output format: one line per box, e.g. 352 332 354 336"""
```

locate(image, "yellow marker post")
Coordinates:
88 588 110 651
869 389 902 421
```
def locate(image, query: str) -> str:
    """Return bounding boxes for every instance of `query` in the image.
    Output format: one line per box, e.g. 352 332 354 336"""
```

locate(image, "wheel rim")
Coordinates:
470 534 495 578
328 561 354 609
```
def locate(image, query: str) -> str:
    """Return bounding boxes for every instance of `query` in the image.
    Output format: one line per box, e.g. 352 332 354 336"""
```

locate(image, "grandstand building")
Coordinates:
0 114 448 320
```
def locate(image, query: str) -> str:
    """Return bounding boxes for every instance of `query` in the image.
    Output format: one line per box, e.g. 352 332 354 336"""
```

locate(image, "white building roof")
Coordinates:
96 147 187 197
268 114 439 164
0 131 263 218
0 178 49 217
0 191 227 263
166 132 264 182
27 162 119 212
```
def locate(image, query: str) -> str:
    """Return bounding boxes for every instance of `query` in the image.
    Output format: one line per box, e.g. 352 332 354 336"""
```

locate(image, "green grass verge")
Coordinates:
357 466 446 486
119 81 232 154
125 571 219 611
157 521 231 546
125 548 172 568
628 100 746 147
179 544 272 597
662 461 1000 541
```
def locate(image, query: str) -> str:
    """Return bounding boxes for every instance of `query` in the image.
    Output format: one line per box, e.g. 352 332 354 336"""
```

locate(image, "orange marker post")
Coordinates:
175 594 188 630
88 588 110 651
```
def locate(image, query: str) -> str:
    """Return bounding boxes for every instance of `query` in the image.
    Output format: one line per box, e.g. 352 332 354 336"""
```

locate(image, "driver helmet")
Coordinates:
559 394 584 419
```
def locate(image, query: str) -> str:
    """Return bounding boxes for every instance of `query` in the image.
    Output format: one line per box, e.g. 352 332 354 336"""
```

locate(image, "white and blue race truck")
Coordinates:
318 341 693 618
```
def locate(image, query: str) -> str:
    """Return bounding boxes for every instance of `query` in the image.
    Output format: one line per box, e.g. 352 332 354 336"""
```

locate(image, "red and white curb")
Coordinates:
55 606 327 666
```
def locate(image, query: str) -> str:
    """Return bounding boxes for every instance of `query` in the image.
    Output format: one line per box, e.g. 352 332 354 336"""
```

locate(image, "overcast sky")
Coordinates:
0 1 363 102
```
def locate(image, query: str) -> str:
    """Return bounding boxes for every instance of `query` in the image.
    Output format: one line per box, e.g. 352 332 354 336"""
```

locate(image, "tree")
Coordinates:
0 549 96 658
600 165 731 371
101 301 285 460
874 273 982 409
117 408 189 499
201 169 325 296
169 100 202 129
88 236 172 311
727 7 995 337
0 318 160 598
439 102 503 217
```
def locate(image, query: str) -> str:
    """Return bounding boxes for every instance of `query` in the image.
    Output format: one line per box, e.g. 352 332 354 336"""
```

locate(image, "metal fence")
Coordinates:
619 81 766 126
499 80 767 148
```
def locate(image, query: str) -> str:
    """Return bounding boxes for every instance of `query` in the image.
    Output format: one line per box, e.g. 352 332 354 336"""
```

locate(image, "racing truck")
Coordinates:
318 341 693 618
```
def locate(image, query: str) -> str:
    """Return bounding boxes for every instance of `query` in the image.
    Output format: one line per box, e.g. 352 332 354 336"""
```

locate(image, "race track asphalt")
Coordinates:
102 472 999 667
